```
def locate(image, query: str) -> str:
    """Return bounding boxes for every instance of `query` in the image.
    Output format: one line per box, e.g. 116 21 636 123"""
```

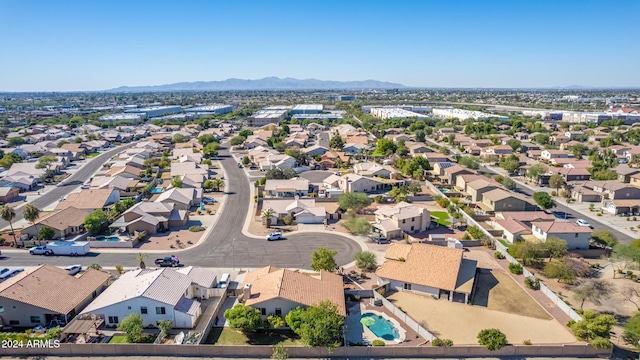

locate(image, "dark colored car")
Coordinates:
155 255 180 267
375 237 390 244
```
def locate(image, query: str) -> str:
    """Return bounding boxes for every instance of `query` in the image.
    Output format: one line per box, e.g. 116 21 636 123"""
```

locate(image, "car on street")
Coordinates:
551 211 573 219
65 264 82 275
374 237 390 244
576 219 592 228
237 163 243 168
266 232 283 241
155 255 180 267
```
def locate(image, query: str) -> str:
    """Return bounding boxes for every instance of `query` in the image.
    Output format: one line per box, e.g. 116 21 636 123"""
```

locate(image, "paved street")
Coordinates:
0 142 361 269
0 143 138 229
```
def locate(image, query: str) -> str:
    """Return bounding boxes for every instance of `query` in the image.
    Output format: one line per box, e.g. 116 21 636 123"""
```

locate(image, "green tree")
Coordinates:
84 210 109 234
572 280 613 310
35 155 58 177
289 301 345 351
311 247 338 272
372 139 397 156
354 251 377 271
548 174 565 195
544 237 568 260
118 313 144 343
506 139 521 152
171 176 183 188
591 230 618 248
239 129 254 138
567 310 615 348
342 214 372 235
0 205 17 243
242 156 251 166
526 163 547 180
88 263 102 270
158 320 172 340
533 192 555 210
171 133 186 144
499 176 516 190
534 134 550 145
544 260 576 284
268 313 284 329
338 192 372 213
329 135 344 150
458 156 480 170
285 307 305 333
197 134 216 146
271 343 288 360
39 226 55 240
477 328 507 350
499 154 520 174
230 135 246 146
224 304 262 333
8 137 25 146
261 208 275 228
569 144 589 159
623 312 640 349
23 203 41 238
203 142 221 158
137 253 148 269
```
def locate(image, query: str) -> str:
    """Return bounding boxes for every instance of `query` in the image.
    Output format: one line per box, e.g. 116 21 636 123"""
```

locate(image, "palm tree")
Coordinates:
260 208 275 228
137 253 148 269
0 205 17 245
23 204 41 244
212 179 224 192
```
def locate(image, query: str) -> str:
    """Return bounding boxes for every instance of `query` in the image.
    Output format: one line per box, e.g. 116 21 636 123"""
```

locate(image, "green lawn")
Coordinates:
85 152 101 158
206 328 302 346
108 335 127 343
431 211 450 226
498 239 511 248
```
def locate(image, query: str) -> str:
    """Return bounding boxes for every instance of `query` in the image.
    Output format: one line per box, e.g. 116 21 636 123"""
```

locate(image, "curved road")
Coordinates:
1 142 361 269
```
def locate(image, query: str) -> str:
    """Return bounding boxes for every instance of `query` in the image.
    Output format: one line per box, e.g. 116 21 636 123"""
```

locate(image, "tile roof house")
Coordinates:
0 187 20 203
352 162 394 179
480 188 537 212
261 198 327 225
170 161 208 178
21 206 89 240
81 267 218 328
242 266 346 318
373 202 430 239
493 211 555 243
105 165 142 178
531 221 592 249
56 188 120 212
0 265 109 327
376 243 477 303
111 201 189 235
155 188 200 210
264 179 310 198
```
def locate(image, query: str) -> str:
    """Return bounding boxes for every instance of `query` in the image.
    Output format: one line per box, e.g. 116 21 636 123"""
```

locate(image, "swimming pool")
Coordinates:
438 188 450 193
151 187 164 194
360 313 400 341
95 236 120 242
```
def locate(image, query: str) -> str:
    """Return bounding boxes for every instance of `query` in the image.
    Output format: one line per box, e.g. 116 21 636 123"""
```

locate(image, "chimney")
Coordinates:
243 283 251 300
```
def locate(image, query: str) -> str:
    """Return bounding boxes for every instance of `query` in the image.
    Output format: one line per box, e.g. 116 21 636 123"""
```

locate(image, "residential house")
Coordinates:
342 142 368 154
548 167 591 182
481 145 513 157
261 198 327 224
56 188 120 212
243 135 268 150
111 202 189 235
571 184 603 203
155 188 200 210
353 162 394 179
0 173 39 192
376 243 477 303
616 165 640 183
540 150 569 161
531 221 592 250
6 163 46 179
441 165 476 185
589 180 640 200
407 142 432 156
173 148 202 164
373 202 430 239
0 187 20 203
431 162 455 177
481 188 537 212
21 206 89 240
492 212 555 243
242 266 346 319
264 179 310 198
0 265 109 327
259 154 296 171
318 151 349 169
170 161 208 178
90 176 134 195
423 153 451 164
105 166 142 179
303 145 329 156
335 173 385 193
465 179 502 202
81 267 218 328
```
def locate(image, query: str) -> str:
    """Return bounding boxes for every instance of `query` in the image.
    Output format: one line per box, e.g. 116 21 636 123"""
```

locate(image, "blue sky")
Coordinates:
1 0 638 91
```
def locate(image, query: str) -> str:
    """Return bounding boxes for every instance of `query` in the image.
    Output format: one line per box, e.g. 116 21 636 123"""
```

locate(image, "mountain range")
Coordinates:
107 77 406 92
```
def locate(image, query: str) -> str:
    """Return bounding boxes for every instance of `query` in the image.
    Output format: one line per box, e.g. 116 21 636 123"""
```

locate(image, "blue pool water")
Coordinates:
95 236 120 242
438 188 450 193
361 313 400 340
151 187 164 194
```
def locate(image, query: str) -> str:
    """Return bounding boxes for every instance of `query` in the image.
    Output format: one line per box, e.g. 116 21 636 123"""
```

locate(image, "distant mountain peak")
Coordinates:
107 77 405 92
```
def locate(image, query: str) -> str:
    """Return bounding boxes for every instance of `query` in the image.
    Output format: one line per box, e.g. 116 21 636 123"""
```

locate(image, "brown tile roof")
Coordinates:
0 265 109 314
56 188 117 211
60 143 85 153
532 221 593 233
376 244 464 291
34 206 89 230
243 266 346 316
106 165 142 177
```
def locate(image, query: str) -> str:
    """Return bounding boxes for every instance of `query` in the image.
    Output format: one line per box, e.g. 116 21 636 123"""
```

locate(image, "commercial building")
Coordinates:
99 113 146 123
290 104 323 115
369 107 429 120
562 111 640 125
125 106 182 118
248 109 288 127
292 110 345 122
432 107 507 120
185 104 233 115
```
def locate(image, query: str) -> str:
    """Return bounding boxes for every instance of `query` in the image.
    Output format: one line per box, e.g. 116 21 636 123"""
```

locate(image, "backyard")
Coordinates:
206 328 302 346
431 211 450 226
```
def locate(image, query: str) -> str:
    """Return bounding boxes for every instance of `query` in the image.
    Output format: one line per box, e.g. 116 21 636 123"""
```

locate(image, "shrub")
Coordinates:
509 263 523 275
523 339 532 345
494 251 505 260
283 215 293 225
374 195 384 203
188 226 205 232
635 217 638 221
432 338 453 347
372 340 385 346
550 191 557 196
524 277 540 290
437 197 450 208
477 328 507 350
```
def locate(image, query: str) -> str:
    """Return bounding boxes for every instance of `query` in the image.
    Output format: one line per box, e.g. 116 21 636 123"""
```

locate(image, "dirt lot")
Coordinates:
473 270 551 320
388 291 575 345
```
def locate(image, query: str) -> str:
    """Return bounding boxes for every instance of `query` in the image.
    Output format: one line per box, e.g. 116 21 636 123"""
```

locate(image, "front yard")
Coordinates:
206 328 302 346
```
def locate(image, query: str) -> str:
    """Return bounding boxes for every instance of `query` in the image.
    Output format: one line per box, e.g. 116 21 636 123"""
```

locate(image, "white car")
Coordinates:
265 232 283 241
64 265 82 276
81 183 91 189
576 219 592 228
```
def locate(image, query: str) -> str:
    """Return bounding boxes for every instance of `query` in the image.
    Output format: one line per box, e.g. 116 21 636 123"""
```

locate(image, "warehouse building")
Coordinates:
290 104 323 115
185 104 233 115
99 113 146 123
369 107 429 120
248 109 288 127
125 106 182 118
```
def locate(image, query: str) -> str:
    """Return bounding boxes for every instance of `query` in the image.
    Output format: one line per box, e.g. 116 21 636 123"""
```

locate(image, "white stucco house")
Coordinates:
530 221 592 250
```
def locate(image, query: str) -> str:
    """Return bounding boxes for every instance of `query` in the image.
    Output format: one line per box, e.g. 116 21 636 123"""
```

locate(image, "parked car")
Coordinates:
81 183 91 189
202 197 216 204
249 165 258 170
576 219 592 228
375 237 390 244
237 163 243 168
65 265 82 276
266 232 283 241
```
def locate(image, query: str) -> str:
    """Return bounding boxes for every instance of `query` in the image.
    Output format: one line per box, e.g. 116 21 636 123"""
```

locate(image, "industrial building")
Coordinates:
292 110 345 122
125 105 182 118
248 109 288 127
290 104 323 115
328 95 357 101
562 111 640 125
99 113 146 123
369 107 429 120
185 104 233 115
432 107 508 121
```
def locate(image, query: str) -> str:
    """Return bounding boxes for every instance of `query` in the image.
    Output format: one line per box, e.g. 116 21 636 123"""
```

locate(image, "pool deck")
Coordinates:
361 308 407 345
355 300 426 346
